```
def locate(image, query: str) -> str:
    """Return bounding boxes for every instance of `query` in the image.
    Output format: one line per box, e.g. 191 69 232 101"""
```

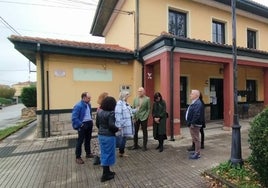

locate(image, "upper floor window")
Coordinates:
168 10 187 37
247 29 256 49
212 21 225 44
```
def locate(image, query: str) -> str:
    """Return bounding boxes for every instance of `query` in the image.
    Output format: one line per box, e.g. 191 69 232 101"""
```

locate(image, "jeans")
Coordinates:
75 120 93 158
116 135 127 154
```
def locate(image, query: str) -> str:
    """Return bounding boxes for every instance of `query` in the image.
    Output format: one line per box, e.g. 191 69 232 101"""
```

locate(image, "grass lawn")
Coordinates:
0 118 36 141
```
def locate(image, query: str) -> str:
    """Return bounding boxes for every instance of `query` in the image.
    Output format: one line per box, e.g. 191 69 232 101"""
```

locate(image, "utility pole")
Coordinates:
230 0 243 166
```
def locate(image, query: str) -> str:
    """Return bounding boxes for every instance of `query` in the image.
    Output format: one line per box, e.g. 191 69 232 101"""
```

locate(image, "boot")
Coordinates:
201 141 205 149
159 137 164 152
101 166 114 182
201 136 205 149
155 140 160 150
187 142 195 151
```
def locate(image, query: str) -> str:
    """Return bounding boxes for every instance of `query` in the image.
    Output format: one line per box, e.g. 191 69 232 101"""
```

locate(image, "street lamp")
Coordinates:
230 0 243 166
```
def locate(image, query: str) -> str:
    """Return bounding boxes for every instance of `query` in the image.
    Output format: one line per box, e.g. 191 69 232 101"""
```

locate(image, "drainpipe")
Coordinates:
38 43 46 138
170 38 176 141
46 71 50 137
135 0 144 86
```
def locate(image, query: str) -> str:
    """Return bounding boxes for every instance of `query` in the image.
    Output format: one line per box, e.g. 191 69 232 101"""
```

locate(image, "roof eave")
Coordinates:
9 38 135 64
90 0 119 36
214 0 268 18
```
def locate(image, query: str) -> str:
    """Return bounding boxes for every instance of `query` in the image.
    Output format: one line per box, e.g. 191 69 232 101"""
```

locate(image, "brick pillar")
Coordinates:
223 62 233 130
264 68 268 107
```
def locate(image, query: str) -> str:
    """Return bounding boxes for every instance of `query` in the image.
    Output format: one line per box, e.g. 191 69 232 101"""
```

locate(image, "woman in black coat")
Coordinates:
152 92 167 152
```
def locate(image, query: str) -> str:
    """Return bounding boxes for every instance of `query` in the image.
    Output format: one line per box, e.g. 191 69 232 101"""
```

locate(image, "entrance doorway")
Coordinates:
210 78 223 120
180 76 187 126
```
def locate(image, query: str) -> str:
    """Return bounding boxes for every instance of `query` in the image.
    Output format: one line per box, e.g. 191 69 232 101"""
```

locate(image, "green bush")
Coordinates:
248 107 268 187
0 86 15 99
21 86 37 107
0 97 13 105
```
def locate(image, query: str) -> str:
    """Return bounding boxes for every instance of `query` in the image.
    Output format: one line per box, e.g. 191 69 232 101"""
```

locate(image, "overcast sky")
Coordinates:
0 0 267 86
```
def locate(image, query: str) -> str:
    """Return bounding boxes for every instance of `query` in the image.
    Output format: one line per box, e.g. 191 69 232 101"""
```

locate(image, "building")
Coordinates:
9 0 268 137
12 81 36 103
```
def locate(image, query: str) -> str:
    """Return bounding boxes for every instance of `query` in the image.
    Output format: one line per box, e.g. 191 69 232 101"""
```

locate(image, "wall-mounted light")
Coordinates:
119 61 128 65
219 67 224 74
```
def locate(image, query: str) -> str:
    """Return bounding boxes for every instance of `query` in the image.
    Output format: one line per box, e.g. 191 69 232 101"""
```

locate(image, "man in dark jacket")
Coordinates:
72 92 94 164
186 90 205 159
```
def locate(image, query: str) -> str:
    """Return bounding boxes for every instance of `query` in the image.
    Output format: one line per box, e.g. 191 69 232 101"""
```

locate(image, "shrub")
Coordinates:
0 97 13 105
0 86 16 99
21 86 37 107
248 107 268 187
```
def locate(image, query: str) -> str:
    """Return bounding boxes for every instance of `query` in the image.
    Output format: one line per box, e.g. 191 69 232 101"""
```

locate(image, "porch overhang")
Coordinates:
8 36 135 64
139 34 268 63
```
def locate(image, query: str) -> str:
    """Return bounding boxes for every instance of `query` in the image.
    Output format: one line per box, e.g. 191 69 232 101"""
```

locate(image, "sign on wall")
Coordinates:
73 68 113 81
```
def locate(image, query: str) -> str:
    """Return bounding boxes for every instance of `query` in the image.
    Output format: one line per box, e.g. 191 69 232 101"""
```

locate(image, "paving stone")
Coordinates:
0 119 252 188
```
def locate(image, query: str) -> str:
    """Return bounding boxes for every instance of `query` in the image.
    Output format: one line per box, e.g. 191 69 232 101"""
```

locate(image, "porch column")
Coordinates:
264 68 268 106
173 53 181 135
160 52 172 135
160 52 180 136
223 62 234 130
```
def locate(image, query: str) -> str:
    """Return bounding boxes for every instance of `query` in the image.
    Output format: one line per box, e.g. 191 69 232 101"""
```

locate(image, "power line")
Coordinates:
0 0 96 10
0 16 21 35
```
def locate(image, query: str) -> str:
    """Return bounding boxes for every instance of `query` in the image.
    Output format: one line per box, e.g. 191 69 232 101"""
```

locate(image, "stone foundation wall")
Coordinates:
36 113 75 137
21 107 37 119
36 112 98 137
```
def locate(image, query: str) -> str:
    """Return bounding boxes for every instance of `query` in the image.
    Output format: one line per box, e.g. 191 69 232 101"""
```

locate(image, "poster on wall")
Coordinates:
73 68 113 81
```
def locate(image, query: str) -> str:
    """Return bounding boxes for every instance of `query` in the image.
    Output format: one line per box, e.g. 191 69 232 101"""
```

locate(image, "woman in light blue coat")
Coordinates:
115 91 136 157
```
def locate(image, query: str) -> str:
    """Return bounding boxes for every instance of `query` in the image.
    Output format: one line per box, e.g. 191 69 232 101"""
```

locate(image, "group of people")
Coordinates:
71 87 205 182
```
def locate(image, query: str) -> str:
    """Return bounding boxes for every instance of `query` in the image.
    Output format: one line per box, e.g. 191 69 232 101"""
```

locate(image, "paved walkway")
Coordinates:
0 119 252 188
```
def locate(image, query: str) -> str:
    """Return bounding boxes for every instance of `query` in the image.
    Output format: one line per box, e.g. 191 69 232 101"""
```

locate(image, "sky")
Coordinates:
0 0 267 86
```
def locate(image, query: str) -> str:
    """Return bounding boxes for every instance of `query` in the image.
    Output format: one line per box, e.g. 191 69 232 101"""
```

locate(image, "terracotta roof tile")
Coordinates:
159 31 268 55
9 35 133 53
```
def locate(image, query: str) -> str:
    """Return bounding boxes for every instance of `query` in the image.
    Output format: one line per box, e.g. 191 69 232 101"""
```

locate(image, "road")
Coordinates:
0 104 26 130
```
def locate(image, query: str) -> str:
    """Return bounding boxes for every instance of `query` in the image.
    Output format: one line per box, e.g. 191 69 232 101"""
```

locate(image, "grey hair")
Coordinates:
119 91 130 101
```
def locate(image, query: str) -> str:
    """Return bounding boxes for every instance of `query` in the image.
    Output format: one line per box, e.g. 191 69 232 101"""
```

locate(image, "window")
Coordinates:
169 10 187 37
246 80 256 102
212 21 225 44
247 30 256 49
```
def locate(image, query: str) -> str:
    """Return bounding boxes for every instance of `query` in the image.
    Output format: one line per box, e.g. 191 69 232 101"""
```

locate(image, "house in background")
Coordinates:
12 81 36 103
9 0 268 137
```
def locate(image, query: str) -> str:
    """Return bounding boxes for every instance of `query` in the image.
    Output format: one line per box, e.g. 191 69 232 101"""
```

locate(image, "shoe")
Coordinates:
76 158 85 164
189 153 201 160
119 153 129 157
109 171 116 175
101 173 114 182
187 146 195 152
142 147 147 151
201 145 205 149
86 153 94 158
159 146 163 152
93 156 101 165
130 145 141 150
155 145 160 150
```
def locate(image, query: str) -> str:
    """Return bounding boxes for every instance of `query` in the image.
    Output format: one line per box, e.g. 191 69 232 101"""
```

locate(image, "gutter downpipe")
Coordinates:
135 0 144 86
38 43 46 138
46 71 50 137
170 38 176 141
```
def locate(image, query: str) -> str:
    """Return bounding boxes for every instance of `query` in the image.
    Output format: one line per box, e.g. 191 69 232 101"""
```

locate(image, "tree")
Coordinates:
0 86 16 99
21 86 37 107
